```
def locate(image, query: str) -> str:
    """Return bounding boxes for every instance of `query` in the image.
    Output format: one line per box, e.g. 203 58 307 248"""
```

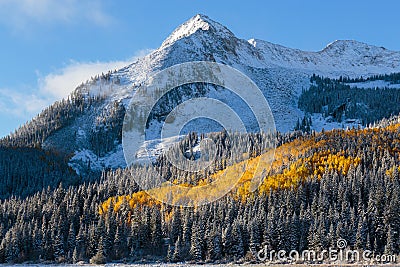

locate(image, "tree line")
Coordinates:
0 120 399 263
299 74 400 125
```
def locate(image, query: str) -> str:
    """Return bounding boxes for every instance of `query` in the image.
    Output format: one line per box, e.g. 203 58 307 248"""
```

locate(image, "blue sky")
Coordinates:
1 0 400 137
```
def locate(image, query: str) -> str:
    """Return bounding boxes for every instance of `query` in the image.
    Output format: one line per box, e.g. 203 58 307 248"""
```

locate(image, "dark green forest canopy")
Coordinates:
299 73 400 125
0 121 399 263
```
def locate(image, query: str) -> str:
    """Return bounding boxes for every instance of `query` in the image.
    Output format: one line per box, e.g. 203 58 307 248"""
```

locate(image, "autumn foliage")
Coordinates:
97 122 400 213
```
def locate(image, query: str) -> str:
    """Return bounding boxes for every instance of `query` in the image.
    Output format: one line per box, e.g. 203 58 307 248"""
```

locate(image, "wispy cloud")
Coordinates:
38 60 129 100
0 88 48 117
0 0 115 29
0 49 153 119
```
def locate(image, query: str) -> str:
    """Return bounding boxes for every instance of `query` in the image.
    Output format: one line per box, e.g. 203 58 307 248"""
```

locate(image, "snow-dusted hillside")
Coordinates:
250 39 400 75
9 14 400 173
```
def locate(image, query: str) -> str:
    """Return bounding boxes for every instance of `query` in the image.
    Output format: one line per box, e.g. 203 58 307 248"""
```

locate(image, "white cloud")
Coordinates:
38 60 129 100
0 88 48 117
0 0 114 29
0 49 153 119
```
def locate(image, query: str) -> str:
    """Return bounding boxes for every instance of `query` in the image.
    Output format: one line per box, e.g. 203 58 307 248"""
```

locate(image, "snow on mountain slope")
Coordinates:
69 144 126 175
346 80 400 89
103 15 400 122
249 38 400 76
18 14 400 173
78 14 400 107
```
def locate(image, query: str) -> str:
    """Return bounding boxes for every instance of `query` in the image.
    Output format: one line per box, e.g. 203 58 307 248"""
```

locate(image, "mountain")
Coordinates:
2 14 400 175
1 14 400 264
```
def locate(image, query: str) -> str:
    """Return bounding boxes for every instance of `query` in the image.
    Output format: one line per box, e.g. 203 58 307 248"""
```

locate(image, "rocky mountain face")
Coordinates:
3 14 400 174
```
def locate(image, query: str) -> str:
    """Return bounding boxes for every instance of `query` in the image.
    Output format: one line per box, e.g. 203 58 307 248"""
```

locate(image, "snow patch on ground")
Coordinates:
69 144 126 175
310 113 362 132
136 135 184 162
346 80 400 89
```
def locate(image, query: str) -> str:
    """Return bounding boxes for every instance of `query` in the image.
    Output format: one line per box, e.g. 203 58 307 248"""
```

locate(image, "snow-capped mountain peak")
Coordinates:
161 14 235 48
6 14 400 174
323 39 385 52
246 37 400 74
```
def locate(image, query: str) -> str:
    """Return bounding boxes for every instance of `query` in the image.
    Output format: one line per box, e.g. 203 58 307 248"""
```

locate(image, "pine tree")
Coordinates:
113 225 124 260
249 219 260 253
53 229 65 261
173 236 182 262
150 207 163 254
171 207 182 243
211 231 222 261
90 236 107 264
231 220 244 260
72 247 79 264
166 244 173 262
384 226 395 255
222 223 233 258
190 222 203 262
67 224 76 255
